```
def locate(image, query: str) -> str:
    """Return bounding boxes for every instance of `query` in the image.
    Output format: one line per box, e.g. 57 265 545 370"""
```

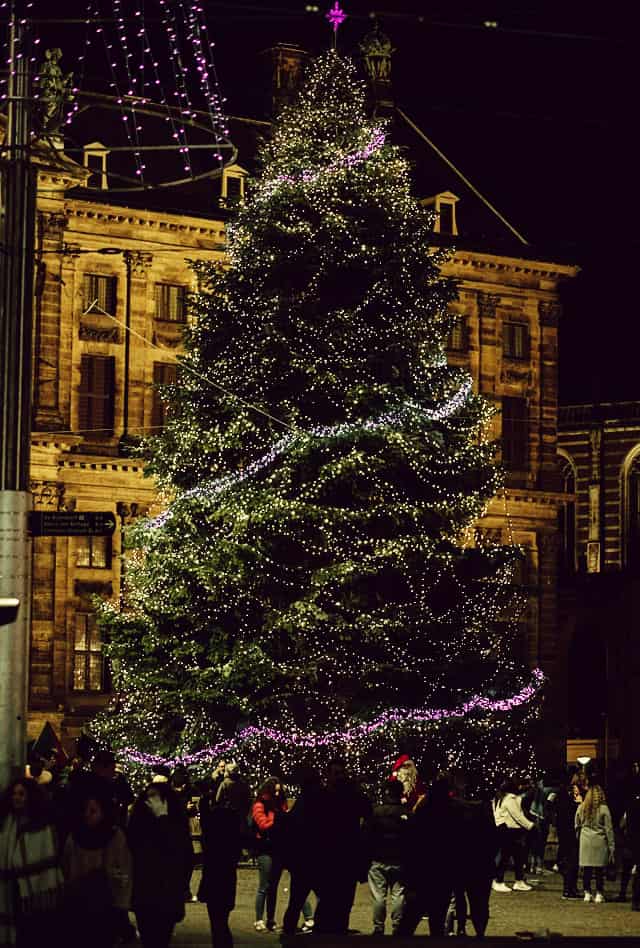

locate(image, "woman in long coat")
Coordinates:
127 782 193 947
0 779 63 946
575 785 615 903
62 794 132 948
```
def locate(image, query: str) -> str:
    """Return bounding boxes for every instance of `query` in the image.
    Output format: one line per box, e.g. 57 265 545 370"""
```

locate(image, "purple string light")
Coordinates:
258 125 386 201
120 668 545 769
146 378 473 531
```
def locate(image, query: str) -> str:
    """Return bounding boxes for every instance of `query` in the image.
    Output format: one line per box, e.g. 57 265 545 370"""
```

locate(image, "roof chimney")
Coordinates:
262 43 308 115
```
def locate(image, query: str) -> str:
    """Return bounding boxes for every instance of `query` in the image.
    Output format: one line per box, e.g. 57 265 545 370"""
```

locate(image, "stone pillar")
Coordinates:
33 212 68 429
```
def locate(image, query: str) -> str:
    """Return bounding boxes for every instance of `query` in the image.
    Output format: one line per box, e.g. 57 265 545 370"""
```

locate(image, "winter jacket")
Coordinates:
364 801 410 865
127 807 192 921
198 805 242 912
493 793 534 831
575 803 615 868
251 797 287 855
216 775 251 819
63 824 132 910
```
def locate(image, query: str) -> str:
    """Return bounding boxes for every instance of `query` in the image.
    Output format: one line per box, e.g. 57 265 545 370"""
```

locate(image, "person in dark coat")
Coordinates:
127 782 193 947
281 768 323 936
313 758 372 936
556 771 584 900
619 789 640 910
363 780 409 935
399 772 462 937
198 799 243 947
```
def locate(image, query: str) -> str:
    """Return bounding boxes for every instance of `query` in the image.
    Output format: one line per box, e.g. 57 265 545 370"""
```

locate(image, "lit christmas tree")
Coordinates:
93 51 542 788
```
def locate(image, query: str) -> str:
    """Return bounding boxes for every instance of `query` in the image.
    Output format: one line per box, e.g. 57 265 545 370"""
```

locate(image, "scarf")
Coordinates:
0 816 63 946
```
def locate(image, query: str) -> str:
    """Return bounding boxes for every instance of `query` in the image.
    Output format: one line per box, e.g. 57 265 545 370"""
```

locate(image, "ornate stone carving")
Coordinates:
539 300 562 328
477 292 500 318
153 322 185 348
62 242 82 260
125 250 153 277
78 322 120 344
74 580 113 599
40 211 68 237
116 502 149 526
30 481 65 510
501 365 533 387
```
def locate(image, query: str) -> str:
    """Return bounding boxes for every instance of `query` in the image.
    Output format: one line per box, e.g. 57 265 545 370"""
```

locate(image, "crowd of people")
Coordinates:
0 747 639 946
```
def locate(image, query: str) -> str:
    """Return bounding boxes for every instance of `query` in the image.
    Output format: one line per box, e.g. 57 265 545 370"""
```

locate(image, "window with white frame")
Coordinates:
503 321 529 360
155 283 187 323
83 273 117 315
76 535 112 569
72 613 105 692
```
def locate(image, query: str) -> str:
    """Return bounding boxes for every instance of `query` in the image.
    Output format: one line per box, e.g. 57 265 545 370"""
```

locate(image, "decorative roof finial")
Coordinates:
326 2 347 47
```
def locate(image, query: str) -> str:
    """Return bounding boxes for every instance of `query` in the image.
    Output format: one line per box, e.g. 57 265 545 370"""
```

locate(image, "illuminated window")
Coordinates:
155 284 187 323
502 396 528 471
503 322 529 360
83 274 117 315
77 535 112 569
73 613 104 692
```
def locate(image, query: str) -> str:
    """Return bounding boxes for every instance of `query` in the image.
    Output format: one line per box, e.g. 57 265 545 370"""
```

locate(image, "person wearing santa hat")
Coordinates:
390 755 427 812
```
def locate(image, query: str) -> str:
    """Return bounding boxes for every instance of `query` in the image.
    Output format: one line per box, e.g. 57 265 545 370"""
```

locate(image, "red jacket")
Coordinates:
252 796 287 842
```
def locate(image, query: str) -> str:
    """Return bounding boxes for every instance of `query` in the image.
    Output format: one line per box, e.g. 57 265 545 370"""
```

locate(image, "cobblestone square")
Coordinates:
169 867 640 946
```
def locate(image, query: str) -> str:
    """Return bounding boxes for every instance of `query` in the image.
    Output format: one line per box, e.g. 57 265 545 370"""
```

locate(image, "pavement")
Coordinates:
169 866 640 946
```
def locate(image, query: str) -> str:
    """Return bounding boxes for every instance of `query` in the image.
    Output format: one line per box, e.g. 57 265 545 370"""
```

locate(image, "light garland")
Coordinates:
257 125 386 201
120 669 545 770
148 377 473 530
92 50 542 790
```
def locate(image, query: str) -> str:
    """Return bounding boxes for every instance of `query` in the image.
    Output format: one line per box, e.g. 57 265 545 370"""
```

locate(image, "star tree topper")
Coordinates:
326 1 347 46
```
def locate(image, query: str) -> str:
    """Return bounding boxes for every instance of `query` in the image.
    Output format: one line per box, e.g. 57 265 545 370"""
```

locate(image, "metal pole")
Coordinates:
0 1 36 788
122 251 132 442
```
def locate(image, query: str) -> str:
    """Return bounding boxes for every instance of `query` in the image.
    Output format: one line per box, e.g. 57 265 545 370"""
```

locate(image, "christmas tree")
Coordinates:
93 51 542 788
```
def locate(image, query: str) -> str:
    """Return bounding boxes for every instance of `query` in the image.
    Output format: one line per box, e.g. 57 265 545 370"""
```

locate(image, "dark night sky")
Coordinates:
17 0 632 403
206 0 631 406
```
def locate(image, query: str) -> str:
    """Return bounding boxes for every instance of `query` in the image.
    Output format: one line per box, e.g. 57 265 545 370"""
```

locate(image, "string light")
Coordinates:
92 51 541 791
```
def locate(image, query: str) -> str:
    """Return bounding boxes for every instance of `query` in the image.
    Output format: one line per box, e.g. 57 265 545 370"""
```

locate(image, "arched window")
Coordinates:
558 452 577 574
626 450 640 572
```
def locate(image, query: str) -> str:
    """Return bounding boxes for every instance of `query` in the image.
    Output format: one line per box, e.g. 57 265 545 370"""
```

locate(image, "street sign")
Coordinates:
28 511 117 537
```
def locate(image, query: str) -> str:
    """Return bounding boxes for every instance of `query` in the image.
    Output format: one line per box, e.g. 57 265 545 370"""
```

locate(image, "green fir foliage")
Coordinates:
93 52 537 784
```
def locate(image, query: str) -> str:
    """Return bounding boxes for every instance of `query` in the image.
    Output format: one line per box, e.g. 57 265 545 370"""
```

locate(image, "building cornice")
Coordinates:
450 249 579 281
64 201 226 247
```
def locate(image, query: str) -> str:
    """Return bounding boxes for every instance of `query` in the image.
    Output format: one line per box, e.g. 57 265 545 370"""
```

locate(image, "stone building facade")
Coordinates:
28 161 226 746
558 402 640 764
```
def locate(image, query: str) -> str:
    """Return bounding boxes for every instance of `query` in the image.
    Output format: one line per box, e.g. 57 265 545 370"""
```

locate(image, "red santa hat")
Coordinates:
391 754 411 774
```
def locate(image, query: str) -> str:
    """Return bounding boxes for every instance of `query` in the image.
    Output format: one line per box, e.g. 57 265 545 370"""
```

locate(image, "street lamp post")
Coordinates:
0 1 37 788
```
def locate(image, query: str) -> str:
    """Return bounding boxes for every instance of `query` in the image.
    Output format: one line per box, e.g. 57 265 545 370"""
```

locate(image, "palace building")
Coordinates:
558 402 640 766
16 35 577 766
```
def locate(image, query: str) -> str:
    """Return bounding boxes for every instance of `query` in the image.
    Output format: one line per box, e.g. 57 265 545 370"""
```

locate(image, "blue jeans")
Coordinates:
255 854 313 926
368 862 405 934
